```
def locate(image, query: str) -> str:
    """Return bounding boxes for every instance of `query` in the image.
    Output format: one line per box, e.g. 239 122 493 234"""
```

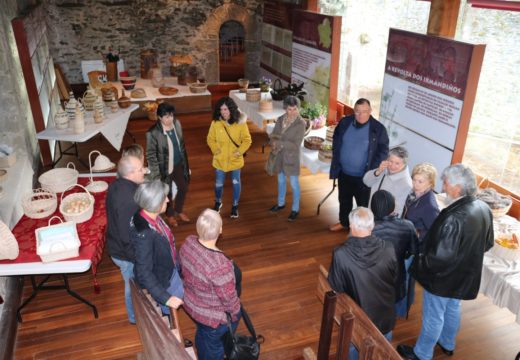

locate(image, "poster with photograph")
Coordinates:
380 29 483 172
291 10 338 107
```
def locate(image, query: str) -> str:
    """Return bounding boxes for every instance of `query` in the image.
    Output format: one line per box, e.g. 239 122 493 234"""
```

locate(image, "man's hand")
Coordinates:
166 296 183 309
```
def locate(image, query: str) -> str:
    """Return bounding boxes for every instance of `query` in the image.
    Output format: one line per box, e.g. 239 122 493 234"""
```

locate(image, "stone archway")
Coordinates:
193 1 260 83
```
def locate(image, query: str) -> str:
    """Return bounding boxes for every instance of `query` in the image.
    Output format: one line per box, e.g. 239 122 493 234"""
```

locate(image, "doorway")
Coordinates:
219 20 245 82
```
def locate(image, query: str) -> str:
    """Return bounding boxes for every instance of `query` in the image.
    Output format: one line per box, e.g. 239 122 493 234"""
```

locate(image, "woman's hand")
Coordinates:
166 296 183 309
375 160 389 176
214 148 221 156
233 150 241 158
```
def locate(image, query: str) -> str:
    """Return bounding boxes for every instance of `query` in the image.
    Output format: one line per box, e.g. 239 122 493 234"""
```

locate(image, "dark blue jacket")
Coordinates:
330 115 389 179
129 210 180 305
403 190 440 243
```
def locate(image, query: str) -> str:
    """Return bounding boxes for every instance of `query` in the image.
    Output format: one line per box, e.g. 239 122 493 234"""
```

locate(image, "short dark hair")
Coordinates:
213 96 240 124
157 103 175 118
355 98 371 107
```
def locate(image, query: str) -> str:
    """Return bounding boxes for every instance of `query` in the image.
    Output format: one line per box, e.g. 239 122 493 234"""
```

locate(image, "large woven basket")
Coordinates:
22 188 57 219
246 89 261 102
39 162 78 193
188 82 208 94
59 184 95 224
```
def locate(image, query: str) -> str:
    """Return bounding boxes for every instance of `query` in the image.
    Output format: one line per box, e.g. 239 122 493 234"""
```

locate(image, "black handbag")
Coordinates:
222 306 264 360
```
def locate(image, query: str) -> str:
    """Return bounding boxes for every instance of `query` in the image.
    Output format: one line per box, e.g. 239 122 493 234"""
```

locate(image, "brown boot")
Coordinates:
329 222 344 232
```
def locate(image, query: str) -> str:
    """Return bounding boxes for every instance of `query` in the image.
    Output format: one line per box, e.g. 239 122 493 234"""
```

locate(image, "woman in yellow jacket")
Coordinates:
207 97 252 218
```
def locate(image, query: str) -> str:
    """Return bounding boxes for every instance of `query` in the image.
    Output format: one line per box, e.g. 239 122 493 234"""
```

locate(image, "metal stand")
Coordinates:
53 141 89 168
17 274 98 322
317 179 337 215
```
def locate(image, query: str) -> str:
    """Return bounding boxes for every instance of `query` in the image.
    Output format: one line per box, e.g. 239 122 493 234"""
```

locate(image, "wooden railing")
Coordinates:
129 279 196 359
303 265 401 360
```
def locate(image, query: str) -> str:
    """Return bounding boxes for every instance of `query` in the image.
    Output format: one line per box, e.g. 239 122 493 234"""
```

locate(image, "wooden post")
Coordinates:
317 290 337 360
336 312 355 360
427 0 461 38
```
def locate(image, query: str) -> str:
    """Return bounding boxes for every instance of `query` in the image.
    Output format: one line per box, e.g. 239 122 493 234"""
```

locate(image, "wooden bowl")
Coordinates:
303 136 325 150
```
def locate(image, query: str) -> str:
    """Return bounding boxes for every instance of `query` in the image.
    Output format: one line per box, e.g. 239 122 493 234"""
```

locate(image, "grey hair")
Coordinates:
441 164 477 197
196 209 223 241
134 180 169 213
349 207 374 232
389 146 409 164
283 95 300 109
117 155 140 178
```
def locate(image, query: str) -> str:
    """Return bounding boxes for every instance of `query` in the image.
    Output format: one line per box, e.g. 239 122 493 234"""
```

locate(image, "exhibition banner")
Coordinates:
380 29 483 189
291 10 337 107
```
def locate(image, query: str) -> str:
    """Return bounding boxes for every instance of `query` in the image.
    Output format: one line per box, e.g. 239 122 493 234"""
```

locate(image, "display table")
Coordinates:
37 105 138 166
0 175 113 320
112 77 211 114
229 89 285 129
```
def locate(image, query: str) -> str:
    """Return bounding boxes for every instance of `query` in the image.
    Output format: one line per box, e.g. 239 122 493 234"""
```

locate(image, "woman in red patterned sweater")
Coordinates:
180 209 241 360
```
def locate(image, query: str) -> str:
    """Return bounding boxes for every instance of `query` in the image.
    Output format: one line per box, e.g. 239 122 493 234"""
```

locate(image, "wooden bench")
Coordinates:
130 279 196 359
303 265 401 360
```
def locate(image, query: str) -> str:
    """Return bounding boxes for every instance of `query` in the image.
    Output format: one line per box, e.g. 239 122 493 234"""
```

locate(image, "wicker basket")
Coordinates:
22 188 58 219
0 220 19 260
246 89 261 102
39 162 79 193
258 100 273 112
59 184 95 224
304 136 325 150
188 82 208 94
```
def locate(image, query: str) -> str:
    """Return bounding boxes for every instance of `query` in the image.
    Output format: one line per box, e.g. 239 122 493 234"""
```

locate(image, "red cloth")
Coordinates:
0 177 114 291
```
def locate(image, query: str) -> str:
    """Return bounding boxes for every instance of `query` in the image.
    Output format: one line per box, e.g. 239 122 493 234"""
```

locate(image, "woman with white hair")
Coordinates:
363 146 412 216
180 209 241 360
129 180 183 312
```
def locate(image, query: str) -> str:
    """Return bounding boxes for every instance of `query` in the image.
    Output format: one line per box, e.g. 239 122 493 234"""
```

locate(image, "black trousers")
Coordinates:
166 163 188 216
337 172 370 227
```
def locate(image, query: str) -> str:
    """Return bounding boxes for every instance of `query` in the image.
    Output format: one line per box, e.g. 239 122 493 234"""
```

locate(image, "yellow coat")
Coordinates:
207 112 252 172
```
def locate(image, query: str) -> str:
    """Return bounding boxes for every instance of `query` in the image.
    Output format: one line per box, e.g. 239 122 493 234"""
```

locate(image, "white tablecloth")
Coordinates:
37 104 138 151
229 89 285 129
481 251 520 324
111 77 210 102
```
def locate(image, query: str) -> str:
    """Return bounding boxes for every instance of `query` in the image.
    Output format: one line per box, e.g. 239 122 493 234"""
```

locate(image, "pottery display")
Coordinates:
117 89 131 109
101 86 118 102
73 102 85 134
64 91 85 123
82 86 97 111
54 107 69 129
120 76 137 90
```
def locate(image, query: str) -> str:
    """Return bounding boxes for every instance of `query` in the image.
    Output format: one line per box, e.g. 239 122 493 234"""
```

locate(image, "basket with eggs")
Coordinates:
59 184 94 224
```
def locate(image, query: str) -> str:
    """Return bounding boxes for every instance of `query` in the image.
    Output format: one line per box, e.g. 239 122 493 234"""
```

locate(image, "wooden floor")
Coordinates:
14 112 520 359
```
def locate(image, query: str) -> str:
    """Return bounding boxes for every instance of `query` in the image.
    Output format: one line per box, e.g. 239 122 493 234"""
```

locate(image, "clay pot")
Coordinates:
117 89 131 109
106 61 118 82
82 86 97 111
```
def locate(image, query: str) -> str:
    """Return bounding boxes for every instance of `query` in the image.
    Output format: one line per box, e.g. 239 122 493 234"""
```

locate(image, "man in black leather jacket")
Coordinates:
397 164 494 360
328 207 397 359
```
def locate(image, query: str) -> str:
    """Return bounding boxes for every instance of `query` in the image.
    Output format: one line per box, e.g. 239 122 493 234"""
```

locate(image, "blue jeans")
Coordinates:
195 318 239 360
349 331 392 360
111 257 135 323
414 289 460 360
395 256 414 317
215 169 241 206
277 171 300 212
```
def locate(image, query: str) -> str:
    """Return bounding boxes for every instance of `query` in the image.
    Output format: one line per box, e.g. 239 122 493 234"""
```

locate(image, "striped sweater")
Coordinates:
179 235 240 328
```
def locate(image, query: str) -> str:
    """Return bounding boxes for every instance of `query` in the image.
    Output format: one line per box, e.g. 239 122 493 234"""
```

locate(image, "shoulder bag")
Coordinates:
222 305 264 360
222 123 247 157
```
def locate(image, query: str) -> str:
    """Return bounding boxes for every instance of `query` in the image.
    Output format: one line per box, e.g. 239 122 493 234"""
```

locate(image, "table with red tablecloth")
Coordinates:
0 176 114 291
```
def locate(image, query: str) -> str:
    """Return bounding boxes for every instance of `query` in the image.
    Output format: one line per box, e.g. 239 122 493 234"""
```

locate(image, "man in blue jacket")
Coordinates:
329 98 389 231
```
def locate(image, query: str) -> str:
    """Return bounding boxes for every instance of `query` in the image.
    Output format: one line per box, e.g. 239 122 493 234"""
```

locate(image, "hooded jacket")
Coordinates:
411 195 494 300
328 235 398 334
207 111 252 172
146 117 190 183
363 165 413 217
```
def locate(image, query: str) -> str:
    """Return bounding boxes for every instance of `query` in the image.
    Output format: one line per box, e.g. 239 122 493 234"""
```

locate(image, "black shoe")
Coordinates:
230 205 239 218
269 204 285 213
184 338 193 348
288 211 299 222
437 342 454 356
214 201 222 213
396 345 420 360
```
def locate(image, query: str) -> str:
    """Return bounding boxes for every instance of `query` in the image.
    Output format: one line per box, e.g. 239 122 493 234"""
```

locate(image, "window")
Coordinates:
457 3 520 194
318 0 430 116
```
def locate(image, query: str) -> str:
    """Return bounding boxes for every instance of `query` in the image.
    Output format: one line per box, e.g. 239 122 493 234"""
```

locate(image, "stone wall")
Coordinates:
45 0 263 84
